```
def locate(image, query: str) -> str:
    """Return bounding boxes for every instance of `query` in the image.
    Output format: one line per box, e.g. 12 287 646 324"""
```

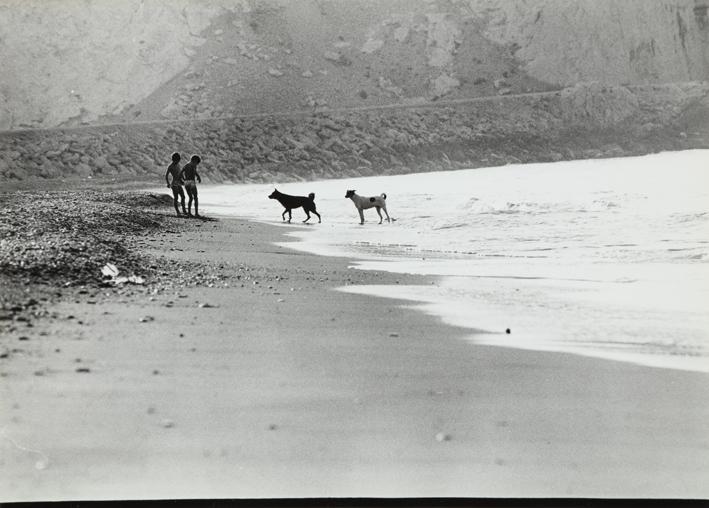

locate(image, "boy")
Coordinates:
165 152 187 216
179 155 202 218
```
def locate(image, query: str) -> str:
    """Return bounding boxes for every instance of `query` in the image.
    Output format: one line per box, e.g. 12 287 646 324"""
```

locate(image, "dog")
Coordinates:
268 189 321 223
345 189 390 225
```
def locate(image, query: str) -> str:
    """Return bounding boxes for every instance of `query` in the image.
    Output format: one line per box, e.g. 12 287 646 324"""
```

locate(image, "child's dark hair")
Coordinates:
191 155 201 164
171 152 181 162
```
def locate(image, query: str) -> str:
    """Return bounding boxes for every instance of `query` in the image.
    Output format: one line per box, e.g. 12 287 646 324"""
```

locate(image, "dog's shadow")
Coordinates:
278 220 318 227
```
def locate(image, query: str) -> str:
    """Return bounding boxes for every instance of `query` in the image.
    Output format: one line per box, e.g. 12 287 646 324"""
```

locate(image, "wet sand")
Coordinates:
1 206 708 500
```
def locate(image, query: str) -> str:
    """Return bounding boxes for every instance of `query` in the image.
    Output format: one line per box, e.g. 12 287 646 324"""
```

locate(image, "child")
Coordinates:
179 155 203 218
165 152 187 216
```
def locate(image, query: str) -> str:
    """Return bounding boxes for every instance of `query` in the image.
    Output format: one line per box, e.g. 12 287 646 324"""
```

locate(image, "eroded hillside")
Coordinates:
1 0 707 131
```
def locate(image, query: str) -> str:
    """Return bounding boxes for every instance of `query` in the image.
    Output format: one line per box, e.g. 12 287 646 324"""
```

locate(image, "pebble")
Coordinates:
139 316 155 323
161 419 175 428
435 432 452 442
75 367 91 373
388 332 399 338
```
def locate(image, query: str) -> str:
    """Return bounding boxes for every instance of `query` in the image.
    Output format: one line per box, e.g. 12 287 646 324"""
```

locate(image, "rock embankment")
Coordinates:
1 83 707 185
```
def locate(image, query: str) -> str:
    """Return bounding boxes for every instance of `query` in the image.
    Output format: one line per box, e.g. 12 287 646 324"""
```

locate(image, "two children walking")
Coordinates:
165 153 202 217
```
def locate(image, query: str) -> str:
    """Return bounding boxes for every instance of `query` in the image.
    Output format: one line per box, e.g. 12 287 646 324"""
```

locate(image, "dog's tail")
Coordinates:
381 193 387 200
308 192 315 200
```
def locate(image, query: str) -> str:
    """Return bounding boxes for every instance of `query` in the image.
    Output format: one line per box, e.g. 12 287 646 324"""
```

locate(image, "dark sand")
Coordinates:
1 205 708 500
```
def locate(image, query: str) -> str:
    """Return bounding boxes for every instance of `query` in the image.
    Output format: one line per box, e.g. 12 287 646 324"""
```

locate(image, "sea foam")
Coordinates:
199 150 709 372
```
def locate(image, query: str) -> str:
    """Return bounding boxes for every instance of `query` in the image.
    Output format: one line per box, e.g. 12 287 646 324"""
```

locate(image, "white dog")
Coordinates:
345 189 391 225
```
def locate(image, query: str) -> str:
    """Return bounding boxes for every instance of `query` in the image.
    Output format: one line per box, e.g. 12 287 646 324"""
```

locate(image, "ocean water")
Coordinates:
198 150 709 373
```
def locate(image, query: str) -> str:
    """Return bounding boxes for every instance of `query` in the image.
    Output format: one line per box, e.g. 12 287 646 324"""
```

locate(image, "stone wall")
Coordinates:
1 83 706 184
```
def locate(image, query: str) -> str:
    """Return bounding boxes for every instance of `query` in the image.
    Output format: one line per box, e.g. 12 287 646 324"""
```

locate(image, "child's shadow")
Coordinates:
188 215 217 222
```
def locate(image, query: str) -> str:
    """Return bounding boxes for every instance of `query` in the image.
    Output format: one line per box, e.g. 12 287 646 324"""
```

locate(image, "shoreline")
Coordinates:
1 192 708 500
197 151 709 375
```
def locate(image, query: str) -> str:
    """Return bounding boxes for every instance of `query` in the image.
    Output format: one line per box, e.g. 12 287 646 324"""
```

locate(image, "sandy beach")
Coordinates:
1 192 708 501
4 0 709 502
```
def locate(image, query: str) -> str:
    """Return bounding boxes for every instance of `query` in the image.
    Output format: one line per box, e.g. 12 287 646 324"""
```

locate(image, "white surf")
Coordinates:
198 150 709 373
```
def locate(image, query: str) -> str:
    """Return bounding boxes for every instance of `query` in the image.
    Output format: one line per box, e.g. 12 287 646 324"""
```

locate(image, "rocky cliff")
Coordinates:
1 0 707 131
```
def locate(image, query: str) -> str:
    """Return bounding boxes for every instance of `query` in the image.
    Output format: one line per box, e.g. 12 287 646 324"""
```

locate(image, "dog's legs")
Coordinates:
281 209 288 222
303 210 311 223
307 205 322 224
358 207 365 225
287 209 292 223
375 206 384 224
382 205 391 223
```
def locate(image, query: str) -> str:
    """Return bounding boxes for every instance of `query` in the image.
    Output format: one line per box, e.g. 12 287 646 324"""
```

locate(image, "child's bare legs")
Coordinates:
186 185 199 217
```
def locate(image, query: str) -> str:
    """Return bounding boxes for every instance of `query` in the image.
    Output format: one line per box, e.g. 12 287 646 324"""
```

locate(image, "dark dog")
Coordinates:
268 189 321 223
